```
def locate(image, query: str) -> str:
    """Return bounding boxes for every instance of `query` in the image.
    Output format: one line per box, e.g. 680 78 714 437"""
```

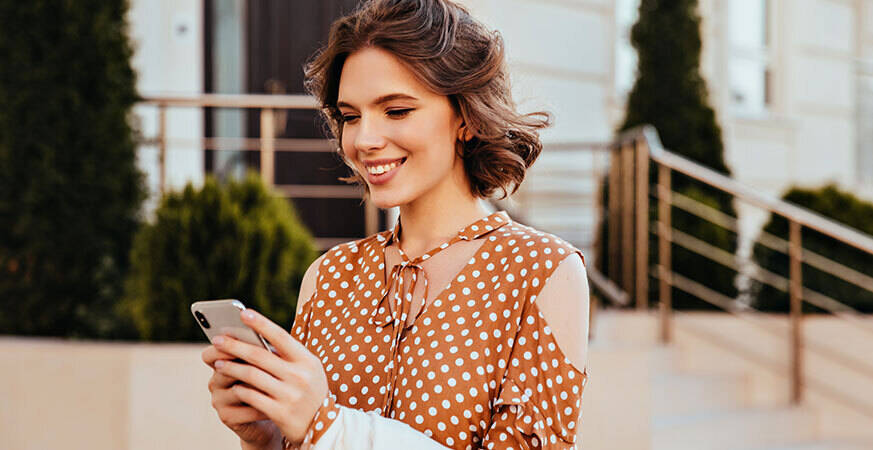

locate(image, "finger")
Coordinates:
213 335 292 381
231 383 280 422
202 345 237 368
212 381 259 407
216 404 270 426
240 309 313 364
210 367 248 392
215 359 284 399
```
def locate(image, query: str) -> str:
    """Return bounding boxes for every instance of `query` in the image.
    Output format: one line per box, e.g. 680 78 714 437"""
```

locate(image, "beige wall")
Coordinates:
2 312 871 449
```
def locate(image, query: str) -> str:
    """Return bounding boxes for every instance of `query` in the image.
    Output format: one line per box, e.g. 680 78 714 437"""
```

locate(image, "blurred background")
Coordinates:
1 0 873 449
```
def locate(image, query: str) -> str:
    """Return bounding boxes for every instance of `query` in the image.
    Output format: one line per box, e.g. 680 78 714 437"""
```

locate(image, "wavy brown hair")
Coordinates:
304 0 550 199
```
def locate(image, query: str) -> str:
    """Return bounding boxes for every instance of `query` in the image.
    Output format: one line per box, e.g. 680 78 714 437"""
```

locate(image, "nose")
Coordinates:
354 115 388 153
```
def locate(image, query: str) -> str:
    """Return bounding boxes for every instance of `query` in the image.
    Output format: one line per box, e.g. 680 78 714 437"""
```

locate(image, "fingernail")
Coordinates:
243 310 256 320
213 336 225 345
215 360 226 368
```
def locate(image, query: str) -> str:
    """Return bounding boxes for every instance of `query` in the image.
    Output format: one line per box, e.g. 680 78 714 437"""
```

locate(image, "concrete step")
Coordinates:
652 406 819 450
737 439 873 450
651 371 749 416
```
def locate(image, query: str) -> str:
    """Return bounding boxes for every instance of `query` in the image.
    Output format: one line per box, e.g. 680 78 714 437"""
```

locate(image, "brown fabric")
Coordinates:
292 210 589 449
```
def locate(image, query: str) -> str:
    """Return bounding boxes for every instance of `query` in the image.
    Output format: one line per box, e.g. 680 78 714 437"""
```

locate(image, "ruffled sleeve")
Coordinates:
481 288 589 448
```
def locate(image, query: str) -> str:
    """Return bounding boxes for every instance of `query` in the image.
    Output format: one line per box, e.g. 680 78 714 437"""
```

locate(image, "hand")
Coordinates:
210 309 330 446
202 340 280 447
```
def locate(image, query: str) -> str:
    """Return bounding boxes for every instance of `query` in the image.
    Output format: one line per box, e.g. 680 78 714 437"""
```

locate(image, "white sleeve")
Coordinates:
303 405 451 450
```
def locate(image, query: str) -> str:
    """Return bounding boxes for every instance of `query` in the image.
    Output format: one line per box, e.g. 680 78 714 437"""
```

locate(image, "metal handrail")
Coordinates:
609 124 873 414
138 93 319 109
136 93 379 251
655 188 873 314
636 125 873 255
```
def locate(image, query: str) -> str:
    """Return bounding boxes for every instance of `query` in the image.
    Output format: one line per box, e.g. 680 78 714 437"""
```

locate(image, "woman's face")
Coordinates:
336 46 467 209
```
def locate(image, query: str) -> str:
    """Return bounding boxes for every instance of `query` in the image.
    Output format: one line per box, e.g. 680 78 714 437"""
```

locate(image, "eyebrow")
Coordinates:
336 93 419 109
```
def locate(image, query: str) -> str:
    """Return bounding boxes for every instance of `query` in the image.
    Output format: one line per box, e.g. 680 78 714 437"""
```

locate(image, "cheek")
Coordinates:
340 129 358 162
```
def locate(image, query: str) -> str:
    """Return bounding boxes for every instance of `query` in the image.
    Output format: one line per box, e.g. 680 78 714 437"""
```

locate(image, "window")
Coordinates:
728 0 771 115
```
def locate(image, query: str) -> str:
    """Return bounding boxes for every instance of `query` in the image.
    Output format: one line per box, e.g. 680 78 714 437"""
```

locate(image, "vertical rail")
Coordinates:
260 108 275 186
593 150 604 279
635 139 650 310
621 141 635 302
589 292 599 341
608 146 621 284
158 105 167 194
789 220 804 404
658 164 673 343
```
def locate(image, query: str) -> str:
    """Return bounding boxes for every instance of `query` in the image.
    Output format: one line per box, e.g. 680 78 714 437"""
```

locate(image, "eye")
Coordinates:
386 108 413 118
340 114 359 124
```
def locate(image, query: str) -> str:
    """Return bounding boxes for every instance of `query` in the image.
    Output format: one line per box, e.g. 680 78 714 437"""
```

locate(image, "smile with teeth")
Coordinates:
366 159 404 175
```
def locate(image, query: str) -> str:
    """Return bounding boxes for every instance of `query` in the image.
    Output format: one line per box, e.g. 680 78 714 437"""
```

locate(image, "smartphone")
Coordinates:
190 299 277 354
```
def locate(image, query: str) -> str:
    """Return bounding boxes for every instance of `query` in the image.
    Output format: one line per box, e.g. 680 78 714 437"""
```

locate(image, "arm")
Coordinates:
232 254 326 450
481 251 591 449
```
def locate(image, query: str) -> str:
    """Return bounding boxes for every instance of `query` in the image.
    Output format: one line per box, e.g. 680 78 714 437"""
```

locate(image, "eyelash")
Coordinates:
341 109 413 123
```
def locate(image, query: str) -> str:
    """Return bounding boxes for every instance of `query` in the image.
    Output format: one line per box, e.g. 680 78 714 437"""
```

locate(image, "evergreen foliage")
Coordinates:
0 0 146 337
598 0 738 309
751 185 873 313
120 173 320 341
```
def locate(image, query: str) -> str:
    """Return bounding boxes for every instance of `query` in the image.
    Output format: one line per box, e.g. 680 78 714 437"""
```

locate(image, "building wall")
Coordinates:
127 0 205 214
459 0 615 143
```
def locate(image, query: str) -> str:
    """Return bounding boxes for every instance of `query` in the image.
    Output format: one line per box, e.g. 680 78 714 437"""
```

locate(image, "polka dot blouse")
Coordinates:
291 210 590 449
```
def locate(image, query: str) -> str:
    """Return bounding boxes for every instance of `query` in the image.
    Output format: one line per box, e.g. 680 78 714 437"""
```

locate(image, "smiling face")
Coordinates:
336 46 468 209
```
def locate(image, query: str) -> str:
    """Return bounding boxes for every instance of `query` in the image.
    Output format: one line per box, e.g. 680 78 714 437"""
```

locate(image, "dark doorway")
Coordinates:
204 0 383 247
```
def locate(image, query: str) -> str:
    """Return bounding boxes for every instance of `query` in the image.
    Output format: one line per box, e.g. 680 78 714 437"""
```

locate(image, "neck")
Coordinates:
396 168 491 255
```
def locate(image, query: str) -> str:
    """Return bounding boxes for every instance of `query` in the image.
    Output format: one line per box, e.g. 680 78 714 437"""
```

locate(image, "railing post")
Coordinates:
260 108 275 186
635 139 650 310
621 141 635 301
789 220 804 404
608 145 621 286
158 104 167 194
658 164 673 343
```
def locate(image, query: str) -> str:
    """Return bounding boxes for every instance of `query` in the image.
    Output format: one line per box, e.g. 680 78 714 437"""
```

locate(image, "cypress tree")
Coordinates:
600 0 739 309
0 0 146 338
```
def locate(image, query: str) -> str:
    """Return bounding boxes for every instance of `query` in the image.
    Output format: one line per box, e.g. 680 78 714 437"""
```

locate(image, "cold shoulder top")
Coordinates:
290 210 590 449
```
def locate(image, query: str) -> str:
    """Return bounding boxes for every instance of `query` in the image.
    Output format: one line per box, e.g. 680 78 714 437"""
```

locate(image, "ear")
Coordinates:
457 122 472 142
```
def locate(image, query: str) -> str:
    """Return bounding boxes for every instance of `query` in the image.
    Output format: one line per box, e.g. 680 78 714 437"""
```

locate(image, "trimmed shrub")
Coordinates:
598 0 739 309
120 172 319 341
0 0 146 338
751 185 873 313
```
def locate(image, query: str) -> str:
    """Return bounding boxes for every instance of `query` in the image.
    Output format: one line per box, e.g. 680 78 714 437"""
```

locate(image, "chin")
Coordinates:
367 191 408 210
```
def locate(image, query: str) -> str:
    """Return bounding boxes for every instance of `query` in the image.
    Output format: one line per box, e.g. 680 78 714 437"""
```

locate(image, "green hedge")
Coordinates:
119 172 320 341
598 0 738 309
751 185 873 313
0 0 145 338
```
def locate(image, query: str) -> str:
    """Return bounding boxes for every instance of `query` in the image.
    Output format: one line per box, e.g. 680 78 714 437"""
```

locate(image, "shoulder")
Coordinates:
296 230 392 314
494 220 586 273
499 221 589 370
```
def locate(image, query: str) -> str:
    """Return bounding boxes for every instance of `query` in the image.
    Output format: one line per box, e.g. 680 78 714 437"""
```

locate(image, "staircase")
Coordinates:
585 311 873 450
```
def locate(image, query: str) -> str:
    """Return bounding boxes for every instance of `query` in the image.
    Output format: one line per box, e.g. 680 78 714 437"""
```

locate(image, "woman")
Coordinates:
201 0 590 448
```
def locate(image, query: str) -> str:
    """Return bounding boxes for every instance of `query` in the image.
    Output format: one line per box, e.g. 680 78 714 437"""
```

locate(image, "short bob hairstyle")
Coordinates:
304 0 550 199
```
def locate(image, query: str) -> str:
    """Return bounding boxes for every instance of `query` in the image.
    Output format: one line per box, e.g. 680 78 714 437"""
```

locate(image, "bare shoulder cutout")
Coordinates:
296 253 327 317
533 252 590 373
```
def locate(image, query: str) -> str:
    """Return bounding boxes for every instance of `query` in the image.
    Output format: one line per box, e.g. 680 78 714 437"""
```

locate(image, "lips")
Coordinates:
364 157 406 185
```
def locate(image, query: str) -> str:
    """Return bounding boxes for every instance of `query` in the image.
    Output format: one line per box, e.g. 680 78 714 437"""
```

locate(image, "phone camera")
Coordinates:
194 310 211 329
